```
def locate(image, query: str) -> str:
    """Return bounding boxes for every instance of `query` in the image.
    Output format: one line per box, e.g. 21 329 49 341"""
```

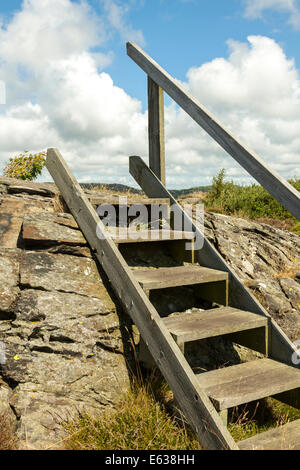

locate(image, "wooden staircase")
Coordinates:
47 149 300 450
113 210 300 450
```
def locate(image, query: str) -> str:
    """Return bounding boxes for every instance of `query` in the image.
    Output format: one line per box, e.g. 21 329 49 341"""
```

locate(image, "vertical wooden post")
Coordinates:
219 409 228 427
148 76 166 185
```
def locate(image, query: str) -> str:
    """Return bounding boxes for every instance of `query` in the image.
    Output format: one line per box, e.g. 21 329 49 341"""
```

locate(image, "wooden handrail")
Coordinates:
127 41 300 221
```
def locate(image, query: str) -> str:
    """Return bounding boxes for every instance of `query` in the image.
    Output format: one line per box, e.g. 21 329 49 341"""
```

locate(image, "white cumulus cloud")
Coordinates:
243 0 300 29
165 35 300 185
0 0 148 183
0 1 299 189
101 0 146 46
0 80 5 104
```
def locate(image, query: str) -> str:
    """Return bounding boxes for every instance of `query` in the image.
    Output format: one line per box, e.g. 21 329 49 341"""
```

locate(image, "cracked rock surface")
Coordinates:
0 177 299 449
203 211 300 340
0 178 132 449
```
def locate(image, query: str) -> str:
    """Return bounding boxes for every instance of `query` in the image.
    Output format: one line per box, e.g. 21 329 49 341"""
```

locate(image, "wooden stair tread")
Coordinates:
88 195 170 206
133 265 228 290
239 419 300 450
163 307 267 343
104 227 195 243
197 358 300 411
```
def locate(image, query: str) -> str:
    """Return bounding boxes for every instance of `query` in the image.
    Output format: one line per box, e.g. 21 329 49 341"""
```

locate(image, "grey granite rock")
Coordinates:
0 181 300 449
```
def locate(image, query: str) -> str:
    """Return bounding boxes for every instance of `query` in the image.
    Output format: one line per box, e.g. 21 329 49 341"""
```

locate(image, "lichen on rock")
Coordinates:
0 178 132 449
0 177 300 449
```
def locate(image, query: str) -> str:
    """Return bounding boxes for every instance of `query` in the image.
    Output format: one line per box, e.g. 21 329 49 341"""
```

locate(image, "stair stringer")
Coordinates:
129 155 300 368
46 147 239 451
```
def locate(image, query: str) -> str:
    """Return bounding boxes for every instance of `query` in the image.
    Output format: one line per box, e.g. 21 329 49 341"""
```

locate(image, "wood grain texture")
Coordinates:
46 148 238 451
148 77 166 185
227 327 269 356
163 307 267 343
105 227 195 243
88 195 169 206
127 42 300 221
273 388 300 410
129 155 300 366
197 358 300 410
133 265 228 290
239 419 300 450
195 281 228 307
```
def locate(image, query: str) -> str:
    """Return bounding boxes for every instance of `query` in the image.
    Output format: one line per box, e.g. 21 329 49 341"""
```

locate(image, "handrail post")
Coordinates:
127 42 300 221
148 76 166 186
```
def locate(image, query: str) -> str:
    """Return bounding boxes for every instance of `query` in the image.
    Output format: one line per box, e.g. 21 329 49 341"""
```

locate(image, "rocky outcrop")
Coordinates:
0 177 299 449
203 211 300 340
0 178 132 450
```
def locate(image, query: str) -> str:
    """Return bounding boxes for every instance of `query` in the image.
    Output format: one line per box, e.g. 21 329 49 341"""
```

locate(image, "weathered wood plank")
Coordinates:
133 265 228 291
46 148 238 450
272 388 300 409
105 227 195 243
168 238 195 264
127 42 300 221
163 307 267 343
227 327 269 356
148 77 166 185
129 155 300 366
239 419 300 450
196 358 300 411
195 280 228 307
88 194 169 206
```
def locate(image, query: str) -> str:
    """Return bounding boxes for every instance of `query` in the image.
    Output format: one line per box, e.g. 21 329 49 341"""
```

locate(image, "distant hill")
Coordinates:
80 183 211 198
169 186 211 198
80 183 141 194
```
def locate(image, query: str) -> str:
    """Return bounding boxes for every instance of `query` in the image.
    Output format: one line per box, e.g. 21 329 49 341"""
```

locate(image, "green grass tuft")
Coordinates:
229 398 300 443
63 378 201 451
62 375 300 450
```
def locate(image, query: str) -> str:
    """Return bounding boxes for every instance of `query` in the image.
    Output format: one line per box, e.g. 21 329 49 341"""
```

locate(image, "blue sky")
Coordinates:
0 0 299 188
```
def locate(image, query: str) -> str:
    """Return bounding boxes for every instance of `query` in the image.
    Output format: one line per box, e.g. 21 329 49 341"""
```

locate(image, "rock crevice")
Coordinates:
0 178 299 449
0 178 132 450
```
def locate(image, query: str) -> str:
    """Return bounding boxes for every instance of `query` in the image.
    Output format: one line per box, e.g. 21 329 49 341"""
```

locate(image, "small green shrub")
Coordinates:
3 150 46 181
205 169 300 230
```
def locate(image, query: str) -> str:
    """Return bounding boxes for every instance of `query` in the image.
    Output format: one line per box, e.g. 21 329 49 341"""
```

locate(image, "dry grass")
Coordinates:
0 411 18 450
228 398 300 443
243 284 268 309
53 194 70 213
272 259 300 281
62 373 201 451
62 373 300 450
255 218 295 232
179 191 207 201
87 184 144 199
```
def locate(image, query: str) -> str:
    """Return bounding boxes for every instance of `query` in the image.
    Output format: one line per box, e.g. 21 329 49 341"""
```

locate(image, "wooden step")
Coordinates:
133 265 228 291
104 227 195 244
88 195 170 206
239 419 300 450
163 307 268 343
197 358 300 411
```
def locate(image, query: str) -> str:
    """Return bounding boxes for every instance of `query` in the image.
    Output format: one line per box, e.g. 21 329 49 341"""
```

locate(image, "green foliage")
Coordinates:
3 150 46 181
293 221 300 234
63 379 300 449
228 398 300 443
63 381 201 450
205 169 300 230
